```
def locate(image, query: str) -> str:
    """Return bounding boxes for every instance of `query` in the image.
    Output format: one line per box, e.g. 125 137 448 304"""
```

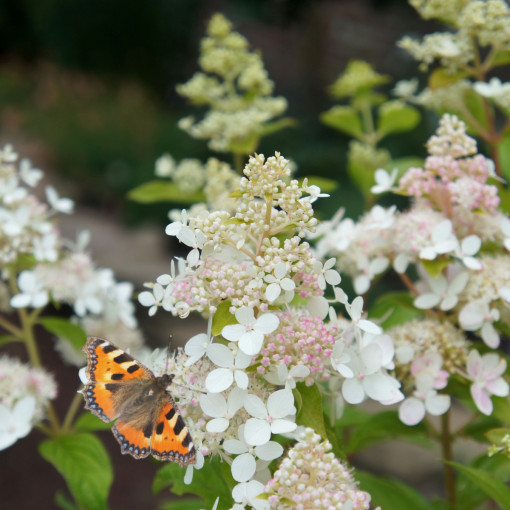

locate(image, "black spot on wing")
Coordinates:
156 422 164 435
143 422 153 439
173 416 185 436
102 344 116 354
182 432 192 447
111 373 124 381
114 353 131 364
105 383 120 393
165 408 175 421
127 364 140 374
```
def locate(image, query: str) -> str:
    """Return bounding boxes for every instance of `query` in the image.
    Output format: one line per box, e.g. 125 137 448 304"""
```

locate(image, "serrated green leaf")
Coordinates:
128 180 206 204
369 291 421 328
153 457 232 509
39 432 113 510
211 301 237 337
450 460 510 510
74 412 112 432
299 176 338 193
293 382 327 439
421 258 452 278
320 105 363 137
345 411 431 454
377 102 420 136
357 471 431 510
39 317 87 351
429 68 471 89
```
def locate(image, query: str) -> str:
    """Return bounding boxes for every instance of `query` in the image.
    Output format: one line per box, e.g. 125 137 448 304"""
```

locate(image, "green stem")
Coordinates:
442 410 457 510
62 391 84 433
233 153 244 174
0 315 23 338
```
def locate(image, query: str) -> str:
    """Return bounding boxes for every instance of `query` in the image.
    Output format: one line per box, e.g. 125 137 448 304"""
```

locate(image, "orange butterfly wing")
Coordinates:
82 337 152 422
150 400 196 466
112 421 152 459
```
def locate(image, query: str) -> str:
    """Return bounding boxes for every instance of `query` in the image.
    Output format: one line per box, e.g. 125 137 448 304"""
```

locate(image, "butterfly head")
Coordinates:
156 373 175 391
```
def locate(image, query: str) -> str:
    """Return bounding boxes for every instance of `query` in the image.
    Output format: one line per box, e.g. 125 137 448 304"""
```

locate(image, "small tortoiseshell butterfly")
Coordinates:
82 337 196 466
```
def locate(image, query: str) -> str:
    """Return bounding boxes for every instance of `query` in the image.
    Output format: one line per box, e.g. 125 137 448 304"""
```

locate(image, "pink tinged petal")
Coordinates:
255 441 283 461
235 370 249 390
414 293 441 310
244 395 268 419
222 324 246 342
255 314 279 334
265 283 281 302
271 419 297 434
206 368 234 393
207 343 233 367
467 350 482 378
244 419 271 446
200 393 227 418
358 319 382 335
232 453 257 483
459 302 485 331
239 331 263 356
471 384 493 415
342 378 365 404
486 378 509 397
224 439 248 455
425 393 450 416
399 397 426 425
207 418 229 433
360 343 383 375
267 390 295 418
481 322 500 348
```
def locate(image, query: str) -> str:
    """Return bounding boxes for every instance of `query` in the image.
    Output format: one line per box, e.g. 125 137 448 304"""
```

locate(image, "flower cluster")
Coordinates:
176 13 288 153
2 144 143 368
264 427 374 510
139 151 402 505
316 114 510 424
0 356 57 450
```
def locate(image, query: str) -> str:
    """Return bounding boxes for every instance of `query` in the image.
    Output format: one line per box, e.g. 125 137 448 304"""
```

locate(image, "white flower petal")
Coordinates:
206 418 230 433
231 453 257 483
244 395 268 419
206 343 234 367
267 390 295 418
205 368 234 393
399 397 426 425
270 419 297 434
254 441 284 461
222 324 246 342
244 419 271 446
200 393 227 418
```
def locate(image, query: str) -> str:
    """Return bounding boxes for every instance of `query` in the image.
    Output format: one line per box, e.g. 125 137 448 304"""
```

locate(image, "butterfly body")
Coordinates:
82 337 196 466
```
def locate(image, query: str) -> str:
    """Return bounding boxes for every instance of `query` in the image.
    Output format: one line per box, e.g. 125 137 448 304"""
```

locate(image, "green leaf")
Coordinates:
39 317 87 351
320 105 363 138
293 382 327 439
228 133 259 155
55 491 79 510
493 50 510 67
39 432 113 510
421 258 452 278
74 412 112 432
211 300 236 337
345 411 431 454
492 395 510 423
154 457 232 509
486 428 510 444
428 68 471 89
128 180 206 204
257 117 298 137
450 460 510 510
299 176 338 193
389 156 424 177
377 101 420 136
159 500 204 510
369 291 421 328
357 471 431 510
0 334 19 346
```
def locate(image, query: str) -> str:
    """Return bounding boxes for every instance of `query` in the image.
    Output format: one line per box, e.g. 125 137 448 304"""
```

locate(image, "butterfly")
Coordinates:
82 337 196 466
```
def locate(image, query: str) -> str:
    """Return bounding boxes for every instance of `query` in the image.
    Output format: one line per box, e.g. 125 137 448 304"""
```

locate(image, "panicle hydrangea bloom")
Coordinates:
264 427 373 510
176 14 287 153
0 355 57 449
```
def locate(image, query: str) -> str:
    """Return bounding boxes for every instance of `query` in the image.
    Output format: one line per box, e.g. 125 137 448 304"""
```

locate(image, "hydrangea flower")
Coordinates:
0 396 36 450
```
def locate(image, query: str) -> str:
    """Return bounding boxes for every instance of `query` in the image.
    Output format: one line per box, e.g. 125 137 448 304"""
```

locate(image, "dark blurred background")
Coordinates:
0 1 440 508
